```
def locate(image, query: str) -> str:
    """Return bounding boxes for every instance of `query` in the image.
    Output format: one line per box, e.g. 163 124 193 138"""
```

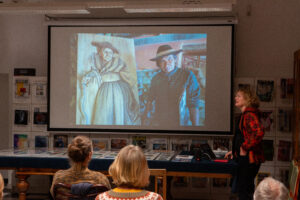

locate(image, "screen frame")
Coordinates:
47 22 235 135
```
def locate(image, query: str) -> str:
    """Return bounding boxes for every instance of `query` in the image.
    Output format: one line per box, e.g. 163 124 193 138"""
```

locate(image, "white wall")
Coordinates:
1 1 300 77
0 14 48 75
234 0 300 77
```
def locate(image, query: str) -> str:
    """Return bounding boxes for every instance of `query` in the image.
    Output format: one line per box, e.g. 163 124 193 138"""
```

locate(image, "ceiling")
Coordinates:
0 0 237 20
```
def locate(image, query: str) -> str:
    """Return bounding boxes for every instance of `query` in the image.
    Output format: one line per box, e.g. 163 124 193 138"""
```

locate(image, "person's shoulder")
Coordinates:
89 170 106 177
95 191 109 200
147 191 163 200
54 169 68 177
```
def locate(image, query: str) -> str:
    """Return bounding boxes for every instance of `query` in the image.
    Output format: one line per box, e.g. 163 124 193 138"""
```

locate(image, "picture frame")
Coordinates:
255 78 276 107
31 104 47 131
13 76 31 104
13 103 31 132
276 78 294 107
260 108 276 137
275 138 292 165
30 76 47 104
276 107 292 136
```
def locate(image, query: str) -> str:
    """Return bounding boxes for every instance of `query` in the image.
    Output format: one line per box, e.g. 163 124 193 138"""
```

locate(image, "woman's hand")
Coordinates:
224 151 233 159
240 147 247 156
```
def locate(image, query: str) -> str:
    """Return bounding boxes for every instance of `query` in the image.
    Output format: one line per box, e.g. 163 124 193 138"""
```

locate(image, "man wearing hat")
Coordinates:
143 44 201 127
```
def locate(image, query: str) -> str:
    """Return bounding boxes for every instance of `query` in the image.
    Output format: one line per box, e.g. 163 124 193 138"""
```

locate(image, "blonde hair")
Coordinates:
67 135 92 163
237 87 260 108
0 173 4 200
109 145 150 188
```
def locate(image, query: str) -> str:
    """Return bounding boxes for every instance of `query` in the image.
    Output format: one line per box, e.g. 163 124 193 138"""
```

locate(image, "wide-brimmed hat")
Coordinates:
150 45 182 61
91 41 119 54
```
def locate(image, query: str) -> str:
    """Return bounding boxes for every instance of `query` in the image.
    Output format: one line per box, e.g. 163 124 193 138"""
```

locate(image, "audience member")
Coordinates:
0 173 3 200
96 145 163 200
50 135 111 197
253 177 289 200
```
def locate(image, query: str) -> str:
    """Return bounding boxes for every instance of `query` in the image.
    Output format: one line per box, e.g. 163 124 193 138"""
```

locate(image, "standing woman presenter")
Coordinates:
225 87 265 200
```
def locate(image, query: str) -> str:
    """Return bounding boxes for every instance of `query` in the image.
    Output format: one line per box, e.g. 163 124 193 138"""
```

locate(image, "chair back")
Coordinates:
53 182 108 200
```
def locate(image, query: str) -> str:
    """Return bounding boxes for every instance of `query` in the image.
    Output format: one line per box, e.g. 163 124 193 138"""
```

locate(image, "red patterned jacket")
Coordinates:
240 107 265 164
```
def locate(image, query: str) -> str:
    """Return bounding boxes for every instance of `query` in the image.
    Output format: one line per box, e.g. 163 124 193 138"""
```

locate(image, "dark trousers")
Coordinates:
236 155 260 200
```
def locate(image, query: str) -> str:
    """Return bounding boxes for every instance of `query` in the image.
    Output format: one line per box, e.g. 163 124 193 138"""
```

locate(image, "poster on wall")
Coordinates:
13 103 31 132
31 104 48 131
13 77 31 104
31 77 47 104
255 78 276 107
276 78 294 107
260 109 275 137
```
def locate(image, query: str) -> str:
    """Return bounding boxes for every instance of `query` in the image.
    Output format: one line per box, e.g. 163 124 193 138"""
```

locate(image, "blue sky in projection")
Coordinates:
134 33 207 46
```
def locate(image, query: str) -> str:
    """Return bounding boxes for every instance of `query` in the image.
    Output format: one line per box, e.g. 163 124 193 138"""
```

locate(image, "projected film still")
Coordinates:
76 33 206 128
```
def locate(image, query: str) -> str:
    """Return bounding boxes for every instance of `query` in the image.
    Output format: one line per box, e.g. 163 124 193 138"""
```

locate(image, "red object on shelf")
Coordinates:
213 159 229 163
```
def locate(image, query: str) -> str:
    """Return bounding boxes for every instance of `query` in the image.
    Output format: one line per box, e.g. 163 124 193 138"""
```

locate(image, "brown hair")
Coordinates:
237 87 260 108
109 145 150 188
67 136 92 163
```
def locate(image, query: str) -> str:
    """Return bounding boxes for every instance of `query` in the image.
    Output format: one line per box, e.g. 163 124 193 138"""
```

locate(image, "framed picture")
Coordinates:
13 132 29 149
150 137 168 151
131 135 147 149
170 137 190 152
276 107 292 136
91 137 110 151
13 104 31 132
13 76 31 104
30 76 47 104
260 108 275 137
31 131 49 148
255 78 276 107
276 138 292 165
31 104 47 131
110 136 128 150
276 78 294 107
53 134 69 148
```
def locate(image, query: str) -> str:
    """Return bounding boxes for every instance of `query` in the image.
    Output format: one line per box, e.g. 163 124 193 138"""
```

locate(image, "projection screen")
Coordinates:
48 24 233 134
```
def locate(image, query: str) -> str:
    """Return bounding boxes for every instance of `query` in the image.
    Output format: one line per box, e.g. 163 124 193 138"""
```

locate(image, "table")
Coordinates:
0 149 237 200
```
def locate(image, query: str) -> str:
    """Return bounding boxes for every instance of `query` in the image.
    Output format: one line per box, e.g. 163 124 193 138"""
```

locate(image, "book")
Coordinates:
13 133 29 149
92 138 109 151
170 138 190 152
14 109 29 125
151 138 168 151
30 77 47 104
144 151 160 160
155 151 175 161
172 155 193 162
53 134 68 148
132 135 147 149
14 77 30 103
31 104 47 131
34 135 49 148
110 138 128 150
